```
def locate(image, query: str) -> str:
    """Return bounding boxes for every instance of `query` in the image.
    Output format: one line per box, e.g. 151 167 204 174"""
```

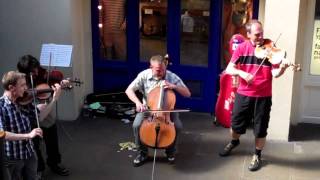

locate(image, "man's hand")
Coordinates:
280 58 290 69
61 79 72 89
239 71 254 84
136 102 147 112
163 81 176 90
28 128 43 138
52 83 62 102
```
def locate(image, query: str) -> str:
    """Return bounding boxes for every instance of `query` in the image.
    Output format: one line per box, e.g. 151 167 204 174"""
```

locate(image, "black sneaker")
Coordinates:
133 153 148 167
248 154 261 171
49 164 70 176
166 153 175 164
219 142 239 157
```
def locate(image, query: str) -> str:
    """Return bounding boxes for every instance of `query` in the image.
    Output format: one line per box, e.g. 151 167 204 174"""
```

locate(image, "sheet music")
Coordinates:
40 44 73 67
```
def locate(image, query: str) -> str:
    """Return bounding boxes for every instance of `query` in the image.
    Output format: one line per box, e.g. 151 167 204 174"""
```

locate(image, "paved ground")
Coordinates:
42 112 320 180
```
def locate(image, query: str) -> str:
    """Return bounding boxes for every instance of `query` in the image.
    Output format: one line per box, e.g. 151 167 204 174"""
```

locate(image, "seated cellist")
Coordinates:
125 55 191 167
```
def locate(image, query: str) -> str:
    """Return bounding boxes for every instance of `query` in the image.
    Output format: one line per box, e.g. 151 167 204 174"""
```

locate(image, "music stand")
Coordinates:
39 43 73 121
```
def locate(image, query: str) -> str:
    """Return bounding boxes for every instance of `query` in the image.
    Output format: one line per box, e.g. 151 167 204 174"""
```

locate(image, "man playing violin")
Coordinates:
219 20 290 171
125 55 191 167
17 55 70 176
0 71 61 180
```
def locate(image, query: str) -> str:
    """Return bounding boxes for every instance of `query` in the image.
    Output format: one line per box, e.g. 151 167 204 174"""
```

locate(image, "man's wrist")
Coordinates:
26 133 32 139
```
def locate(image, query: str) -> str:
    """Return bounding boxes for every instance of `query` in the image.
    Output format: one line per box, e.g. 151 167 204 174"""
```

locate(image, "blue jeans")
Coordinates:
133 112 183 155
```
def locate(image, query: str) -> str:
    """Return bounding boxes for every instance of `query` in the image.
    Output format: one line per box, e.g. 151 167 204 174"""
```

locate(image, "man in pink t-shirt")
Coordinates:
219 20 289 171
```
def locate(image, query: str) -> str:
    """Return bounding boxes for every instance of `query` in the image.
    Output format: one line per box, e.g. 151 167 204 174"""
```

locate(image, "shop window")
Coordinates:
180 0 210 67
310 0 320 75
98 0 127 61
139 0 167 62
221 0 253 69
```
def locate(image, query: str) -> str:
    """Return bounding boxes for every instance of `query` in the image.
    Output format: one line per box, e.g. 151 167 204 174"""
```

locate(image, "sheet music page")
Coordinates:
40 44 73 67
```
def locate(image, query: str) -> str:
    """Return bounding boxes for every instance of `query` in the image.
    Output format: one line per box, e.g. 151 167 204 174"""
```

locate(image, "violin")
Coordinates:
17 79 83 105
139 81 176 149
36 67 58 85
254 39 301 71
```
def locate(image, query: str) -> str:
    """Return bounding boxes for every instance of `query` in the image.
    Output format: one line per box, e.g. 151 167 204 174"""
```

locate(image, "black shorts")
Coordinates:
231 93 272 138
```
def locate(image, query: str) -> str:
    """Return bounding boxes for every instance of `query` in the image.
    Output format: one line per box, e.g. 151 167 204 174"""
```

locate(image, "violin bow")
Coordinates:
146 109 191 113
30 74 41 128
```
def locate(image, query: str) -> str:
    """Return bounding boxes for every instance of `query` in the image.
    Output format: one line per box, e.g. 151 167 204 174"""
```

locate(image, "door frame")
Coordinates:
299 0 320 124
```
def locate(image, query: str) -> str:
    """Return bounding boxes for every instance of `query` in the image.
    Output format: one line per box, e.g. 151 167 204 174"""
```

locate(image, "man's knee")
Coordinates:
132 113 144 130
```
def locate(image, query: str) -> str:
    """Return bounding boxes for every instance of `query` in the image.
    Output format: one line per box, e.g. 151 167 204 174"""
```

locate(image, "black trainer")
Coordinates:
248 154 261 171
133 153 148 167
219 142 239 157
49 164 70 176
166 153 175 164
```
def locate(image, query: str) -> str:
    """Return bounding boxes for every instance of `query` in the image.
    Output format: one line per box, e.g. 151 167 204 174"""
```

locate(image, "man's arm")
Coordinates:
226 62 254 84
38 83 61 121
4 128 42 141
125 86 146 112
164 82 191 97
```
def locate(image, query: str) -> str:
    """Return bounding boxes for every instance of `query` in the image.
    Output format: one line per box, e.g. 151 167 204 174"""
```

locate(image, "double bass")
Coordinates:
215 34 246 128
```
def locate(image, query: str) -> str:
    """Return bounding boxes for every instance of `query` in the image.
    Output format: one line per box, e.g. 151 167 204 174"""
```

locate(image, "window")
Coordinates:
310 0 320 75
139 0 167 62
180 0 210 67
221 0 253 69
98 0 127 61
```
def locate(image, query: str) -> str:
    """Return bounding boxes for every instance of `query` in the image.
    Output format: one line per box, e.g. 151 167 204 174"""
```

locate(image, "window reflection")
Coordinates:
98 0 127 61
221 0 253 68
180 0 210 67
140 0 167 62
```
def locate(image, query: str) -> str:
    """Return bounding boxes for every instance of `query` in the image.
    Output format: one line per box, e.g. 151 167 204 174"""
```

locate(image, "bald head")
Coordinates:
246 20 264 46
149 55 167 79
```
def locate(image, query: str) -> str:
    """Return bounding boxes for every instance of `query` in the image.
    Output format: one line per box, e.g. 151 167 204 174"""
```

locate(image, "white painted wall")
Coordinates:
263 0 302 140
0 0 93 120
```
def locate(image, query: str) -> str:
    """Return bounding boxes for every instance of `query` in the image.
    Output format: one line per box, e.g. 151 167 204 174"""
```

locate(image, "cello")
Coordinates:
139 81 176 149
139 80 189 180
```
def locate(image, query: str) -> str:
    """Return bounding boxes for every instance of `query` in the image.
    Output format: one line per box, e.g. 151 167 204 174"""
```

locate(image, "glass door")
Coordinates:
91 0 231 112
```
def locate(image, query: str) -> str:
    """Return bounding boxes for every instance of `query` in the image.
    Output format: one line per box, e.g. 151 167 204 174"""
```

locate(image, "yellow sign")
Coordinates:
310 20 320 75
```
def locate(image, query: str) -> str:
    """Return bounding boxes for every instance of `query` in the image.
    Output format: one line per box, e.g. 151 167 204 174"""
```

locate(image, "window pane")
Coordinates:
221 0 253 69
180 0 210 67
310 0 320 75
316 0 320 19
98 0 127 61
140 0 167 62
